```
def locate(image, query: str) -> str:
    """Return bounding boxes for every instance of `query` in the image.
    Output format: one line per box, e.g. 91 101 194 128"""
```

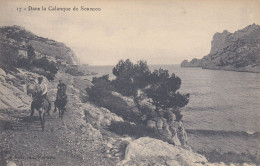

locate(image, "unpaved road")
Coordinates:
0 73 117 166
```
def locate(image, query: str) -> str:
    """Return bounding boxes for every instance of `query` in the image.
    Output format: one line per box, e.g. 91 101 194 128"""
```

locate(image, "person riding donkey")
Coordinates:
54 80 67 113
57 80 67 92
30 77 51 116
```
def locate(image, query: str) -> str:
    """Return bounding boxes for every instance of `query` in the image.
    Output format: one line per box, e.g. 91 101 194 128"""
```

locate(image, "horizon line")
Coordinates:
85 63 181 67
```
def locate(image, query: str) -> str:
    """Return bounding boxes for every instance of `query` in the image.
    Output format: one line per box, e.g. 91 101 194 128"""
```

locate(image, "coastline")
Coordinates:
181 65 260 74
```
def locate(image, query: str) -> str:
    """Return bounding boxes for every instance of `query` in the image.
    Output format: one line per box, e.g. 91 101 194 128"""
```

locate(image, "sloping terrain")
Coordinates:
0 73 118 165
0 25 79 66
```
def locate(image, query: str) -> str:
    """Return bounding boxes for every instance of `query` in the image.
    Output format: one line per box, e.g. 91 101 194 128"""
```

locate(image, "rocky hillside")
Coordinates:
181 24 260 73
0 25 91 80
0 25 87 108
0 25 79 66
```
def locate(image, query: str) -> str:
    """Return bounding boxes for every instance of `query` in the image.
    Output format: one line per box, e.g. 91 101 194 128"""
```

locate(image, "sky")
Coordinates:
0 0 259 66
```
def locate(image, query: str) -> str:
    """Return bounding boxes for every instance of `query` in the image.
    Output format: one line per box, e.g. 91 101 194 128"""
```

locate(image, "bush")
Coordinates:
86 75 141 121
112 59 150 97
112 59 189 121
86 75 114 103
87 59 189 123
16 57 30 68
31 57 58 80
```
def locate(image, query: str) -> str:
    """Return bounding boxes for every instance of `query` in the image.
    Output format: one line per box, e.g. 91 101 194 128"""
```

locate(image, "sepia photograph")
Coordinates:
0 0 259 165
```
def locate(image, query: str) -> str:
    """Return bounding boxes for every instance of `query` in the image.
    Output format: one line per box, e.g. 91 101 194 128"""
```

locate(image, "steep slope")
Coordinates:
0 25 88 110
181 24 260 73
0 25 79 66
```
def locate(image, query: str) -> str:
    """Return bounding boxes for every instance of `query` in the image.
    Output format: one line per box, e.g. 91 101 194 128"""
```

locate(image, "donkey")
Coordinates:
54 87 67 120
30 94 49 131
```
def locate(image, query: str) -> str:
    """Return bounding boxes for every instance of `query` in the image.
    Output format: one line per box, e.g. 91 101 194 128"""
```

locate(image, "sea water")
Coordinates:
87 64 260 154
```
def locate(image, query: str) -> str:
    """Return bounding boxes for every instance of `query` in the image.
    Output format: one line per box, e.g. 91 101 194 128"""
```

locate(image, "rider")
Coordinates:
30 77 51 116
57 80 66 91
54 80 67 113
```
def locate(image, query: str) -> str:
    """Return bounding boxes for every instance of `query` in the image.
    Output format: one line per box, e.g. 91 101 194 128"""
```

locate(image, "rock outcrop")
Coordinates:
117 137 257 166
117 137 207 166
0 25 79 66
181 24 260 73
146 115 188 147
0 25 87 109
111 91 189 148
181 59 203 67
0 67 42 110
82 102 124 128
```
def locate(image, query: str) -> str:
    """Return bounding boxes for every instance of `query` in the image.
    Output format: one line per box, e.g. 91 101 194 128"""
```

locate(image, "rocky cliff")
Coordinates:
0 67 39 110
0 25 79 66
181 24 260 73
0 25 87 110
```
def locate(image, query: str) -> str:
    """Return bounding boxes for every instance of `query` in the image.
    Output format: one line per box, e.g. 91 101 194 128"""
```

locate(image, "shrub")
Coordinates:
87 59 189 122
86 75 114 103
112 59 189 121
86 75 141 121
31 57 58 80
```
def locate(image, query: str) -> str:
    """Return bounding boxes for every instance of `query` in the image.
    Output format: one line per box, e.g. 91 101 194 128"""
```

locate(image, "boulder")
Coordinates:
82 103 124 128
117 137 207 166
7 161 16 166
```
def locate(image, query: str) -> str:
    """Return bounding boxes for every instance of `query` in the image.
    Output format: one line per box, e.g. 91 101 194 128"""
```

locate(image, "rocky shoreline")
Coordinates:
181 24 260 73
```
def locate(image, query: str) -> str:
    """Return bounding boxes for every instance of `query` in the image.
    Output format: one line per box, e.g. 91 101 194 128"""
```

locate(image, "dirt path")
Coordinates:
0 73 117 166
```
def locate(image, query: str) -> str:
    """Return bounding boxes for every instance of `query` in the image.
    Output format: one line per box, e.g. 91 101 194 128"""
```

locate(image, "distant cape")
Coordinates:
181 24 260 73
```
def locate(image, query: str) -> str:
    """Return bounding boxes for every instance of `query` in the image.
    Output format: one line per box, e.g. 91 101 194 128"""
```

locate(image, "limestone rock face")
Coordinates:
0 68 41 110
28 40 79 65
146 116 188 147
210 30 232 55
181 24 260 73
118 137 255 166
112 91 189 148
117 137 207 166
0 25 80 66
82 102 124 128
